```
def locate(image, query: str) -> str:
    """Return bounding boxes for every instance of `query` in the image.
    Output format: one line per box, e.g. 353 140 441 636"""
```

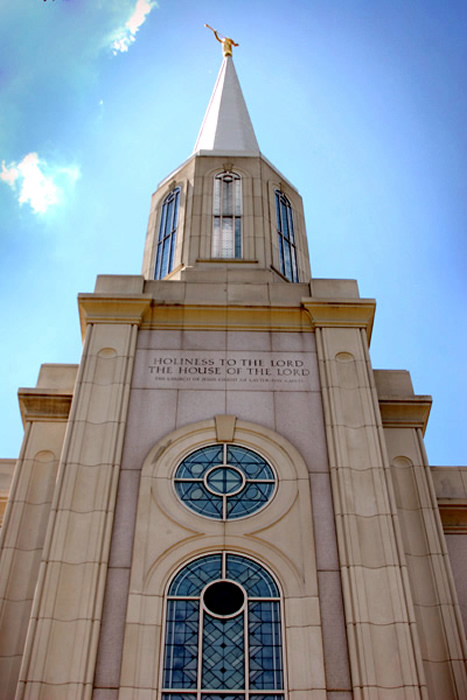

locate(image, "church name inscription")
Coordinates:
143 351 315 391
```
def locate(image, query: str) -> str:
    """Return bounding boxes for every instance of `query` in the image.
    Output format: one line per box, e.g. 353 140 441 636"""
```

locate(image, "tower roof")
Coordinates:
193 56 260 156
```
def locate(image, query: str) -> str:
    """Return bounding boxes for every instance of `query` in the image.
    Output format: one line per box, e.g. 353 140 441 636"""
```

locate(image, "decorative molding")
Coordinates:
379 396 432 434
18 388 73 425
78 294 152 338
301 297 376 342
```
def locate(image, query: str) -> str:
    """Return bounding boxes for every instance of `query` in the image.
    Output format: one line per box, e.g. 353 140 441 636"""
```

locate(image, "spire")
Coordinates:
193 56 260 156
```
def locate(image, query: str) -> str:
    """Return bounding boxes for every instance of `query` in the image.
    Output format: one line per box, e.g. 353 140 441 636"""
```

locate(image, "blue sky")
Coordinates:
1 0 466 465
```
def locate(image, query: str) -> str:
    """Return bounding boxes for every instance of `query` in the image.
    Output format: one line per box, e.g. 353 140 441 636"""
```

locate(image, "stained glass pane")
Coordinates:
227 447 273 480
235 219 242 258
175 481 223 519
206 467 244 495
177 446 223 479
162 695 197 700
202 696 243 700
221 218 234 257
169 555 222 597
202 613 245 689
226 556 279 598
226 482 274 519
249 602 283 690
235 179 242 216
163 600 199 688
155 188 180 279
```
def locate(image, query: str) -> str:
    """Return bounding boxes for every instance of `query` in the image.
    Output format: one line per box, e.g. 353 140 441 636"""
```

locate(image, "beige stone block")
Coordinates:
226 331 271 351
14 451 57 506
311 278 360 299
40 561 100 620
81 353 128 387
58 462 114 513
36 363 78 391
415 604 457 662
391 459 420 511
289 691 327 700
88 323 134 354
317 571 351 691
342 513 399 568
94 567 131 689
270 332 316 353
0 598 31 655
285 596 321 627
309 473 339 570
355 623 418 687
136 329 182 350
445 534 467 634
109 470 141 568
405 553 439 606
26 618 94 684
338 467 391 518
273 392 328 470
20 422 67 461
182 330 227 351
94 274 144 294
286 625 326 690
423 659 466 700
120 389 178 468
118 689 155 700
3 501 52 551
342 425 383 470
126 592 163 626
0 655 22 700
49 509 109 564
321 327 365 359
0 547 42 601
119 622 161 689
349 565 407 624
398 509 439 557
214 414 237 442
67 420 120 467
92 690 118 700
73 381 125 424
226 391 275 429
176 390 227 429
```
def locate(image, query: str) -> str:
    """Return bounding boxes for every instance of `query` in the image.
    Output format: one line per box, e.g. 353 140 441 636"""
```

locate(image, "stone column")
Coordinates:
16 290 150 699
304 298 427 699
0 365 76 699
377 372 467 698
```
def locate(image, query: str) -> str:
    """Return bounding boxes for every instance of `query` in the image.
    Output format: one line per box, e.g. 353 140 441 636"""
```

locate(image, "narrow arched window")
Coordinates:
155 187 180 279
162 552 284 699
212 172 242 258
275 191 298 282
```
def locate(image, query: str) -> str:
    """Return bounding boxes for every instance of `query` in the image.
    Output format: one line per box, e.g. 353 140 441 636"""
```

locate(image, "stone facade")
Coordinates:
0 55 466 699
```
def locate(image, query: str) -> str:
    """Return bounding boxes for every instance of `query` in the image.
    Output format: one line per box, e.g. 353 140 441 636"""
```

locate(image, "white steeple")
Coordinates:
193 56 260 156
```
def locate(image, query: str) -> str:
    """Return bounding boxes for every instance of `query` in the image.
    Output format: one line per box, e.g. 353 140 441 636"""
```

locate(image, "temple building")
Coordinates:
0 47 466 700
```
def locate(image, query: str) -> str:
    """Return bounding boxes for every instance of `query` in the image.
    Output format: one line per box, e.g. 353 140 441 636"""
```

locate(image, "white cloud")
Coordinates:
111 0 158 55
1 153 80 215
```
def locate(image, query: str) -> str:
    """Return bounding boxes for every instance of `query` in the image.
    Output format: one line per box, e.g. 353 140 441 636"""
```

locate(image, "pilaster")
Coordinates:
377 373 467 698
0 368 75 699
307 297 427 698
16 297 150 699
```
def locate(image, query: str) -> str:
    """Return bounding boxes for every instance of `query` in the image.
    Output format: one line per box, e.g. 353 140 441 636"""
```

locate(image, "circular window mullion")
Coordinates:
174 444 276 521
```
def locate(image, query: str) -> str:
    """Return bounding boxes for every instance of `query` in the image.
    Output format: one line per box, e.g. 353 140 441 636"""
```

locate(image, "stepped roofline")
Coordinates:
193 56 260 156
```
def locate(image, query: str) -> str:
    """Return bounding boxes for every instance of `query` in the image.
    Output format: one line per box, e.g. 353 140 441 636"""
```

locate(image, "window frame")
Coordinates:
160 552 286 700
274 190 298 283
155 187 181 279
212 171 242 259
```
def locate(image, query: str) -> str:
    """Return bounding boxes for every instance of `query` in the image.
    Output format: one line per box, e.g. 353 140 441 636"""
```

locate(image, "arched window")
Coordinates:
155 187 180 279
162 552 284 699
275 191 298 282
212 172 242 258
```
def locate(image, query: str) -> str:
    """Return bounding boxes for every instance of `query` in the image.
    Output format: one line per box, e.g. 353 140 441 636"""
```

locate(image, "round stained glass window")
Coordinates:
174 444 275 520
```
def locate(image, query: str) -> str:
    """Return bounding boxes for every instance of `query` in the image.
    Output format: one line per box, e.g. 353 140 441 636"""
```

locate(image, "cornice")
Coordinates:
301 297 376 342
78 294 153 339
18 388 73 426
378 396 432 434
